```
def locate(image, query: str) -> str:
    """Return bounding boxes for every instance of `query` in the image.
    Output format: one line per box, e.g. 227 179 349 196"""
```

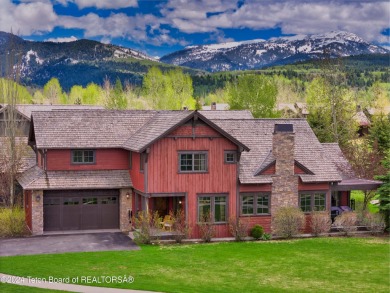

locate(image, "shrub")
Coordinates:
0 207 28 237
197 213 216 243
133 211 160 244
310 211 331 236
262 233 271 241
229 217 249 241
170 209 191 243
334 211 358 236
250 224 264 240
362 212 385 234
272 207 305 238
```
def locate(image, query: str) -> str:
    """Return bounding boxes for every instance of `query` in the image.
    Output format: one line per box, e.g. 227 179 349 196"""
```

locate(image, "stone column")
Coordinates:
119 188 132 231
271 124 299 216
31 190 43 235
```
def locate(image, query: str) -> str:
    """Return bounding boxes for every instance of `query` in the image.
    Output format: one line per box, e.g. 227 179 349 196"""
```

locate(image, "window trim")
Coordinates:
178 151 208 173
299 191 327 213
129 151 132 170
197 193 228 224
71 149 96 165
224 150 237 164
239 192 271 216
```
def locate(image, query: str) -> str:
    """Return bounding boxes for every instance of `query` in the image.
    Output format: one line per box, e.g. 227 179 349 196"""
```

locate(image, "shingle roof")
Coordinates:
15 104 104 120
31 110 250 151
32 110 157 149
199 110 253 120
123 111 193 151
211 119 342 184
321 143 356 180
17 166 132 190
0 137 36 173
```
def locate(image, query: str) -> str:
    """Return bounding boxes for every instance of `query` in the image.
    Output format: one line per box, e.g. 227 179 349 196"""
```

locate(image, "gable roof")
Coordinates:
211 119 342 184
30 110 250 152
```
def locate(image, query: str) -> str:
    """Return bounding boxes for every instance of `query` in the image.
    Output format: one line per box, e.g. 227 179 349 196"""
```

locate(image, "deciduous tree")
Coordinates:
227 74 278 118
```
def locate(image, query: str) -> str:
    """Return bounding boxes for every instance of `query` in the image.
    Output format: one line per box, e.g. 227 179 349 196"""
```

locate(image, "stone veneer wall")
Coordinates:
119 188 132 231
271 131 299 216
31 190 43 235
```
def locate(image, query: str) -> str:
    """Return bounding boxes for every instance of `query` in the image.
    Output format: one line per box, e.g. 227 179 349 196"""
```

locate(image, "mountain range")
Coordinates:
0 31 388 90
0 31 172 90
160 31 388 72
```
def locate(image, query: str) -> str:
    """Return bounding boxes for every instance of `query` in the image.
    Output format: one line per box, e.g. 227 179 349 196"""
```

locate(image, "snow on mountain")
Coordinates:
161 31 388 72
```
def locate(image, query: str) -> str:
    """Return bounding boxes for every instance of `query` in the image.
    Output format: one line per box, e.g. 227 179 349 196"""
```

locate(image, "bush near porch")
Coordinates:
0 237 388 293
0 207 29 237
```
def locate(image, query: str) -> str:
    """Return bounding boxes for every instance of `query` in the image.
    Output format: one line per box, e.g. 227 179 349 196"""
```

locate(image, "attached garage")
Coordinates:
43 190 119 231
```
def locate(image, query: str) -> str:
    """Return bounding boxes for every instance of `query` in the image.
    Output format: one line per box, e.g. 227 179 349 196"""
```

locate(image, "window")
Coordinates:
179 152 208 172
198 195 227 223
224 151 237 164
240 193 270 215
72 150 95 164
299 192 326 212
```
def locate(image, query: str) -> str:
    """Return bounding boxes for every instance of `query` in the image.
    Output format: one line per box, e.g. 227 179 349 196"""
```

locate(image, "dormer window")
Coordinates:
72 150 95 164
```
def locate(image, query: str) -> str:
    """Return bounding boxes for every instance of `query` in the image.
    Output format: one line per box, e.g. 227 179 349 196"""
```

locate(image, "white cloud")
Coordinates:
0 0 58 35
162 0 390 44
71 0 138 9
45 35 78 42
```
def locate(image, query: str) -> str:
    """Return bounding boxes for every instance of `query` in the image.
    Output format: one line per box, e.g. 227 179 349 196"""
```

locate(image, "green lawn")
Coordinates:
351 190 379 213
0 238 389 293
0 283 64 292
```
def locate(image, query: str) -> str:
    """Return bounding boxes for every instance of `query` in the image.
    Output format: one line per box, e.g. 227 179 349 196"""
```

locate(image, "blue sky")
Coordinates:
2 0 389 57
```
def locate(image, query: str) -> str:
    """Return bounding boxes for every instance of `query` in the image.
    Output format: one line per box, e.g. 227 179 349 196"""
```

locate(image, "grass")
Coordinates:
0 283 64 292
0 238 389 293
351 190 379 213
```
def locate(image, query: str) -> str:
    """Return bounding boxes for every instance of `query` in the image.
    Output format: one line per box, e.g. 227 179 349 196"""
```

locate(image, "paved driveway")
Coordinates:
0 232 139 256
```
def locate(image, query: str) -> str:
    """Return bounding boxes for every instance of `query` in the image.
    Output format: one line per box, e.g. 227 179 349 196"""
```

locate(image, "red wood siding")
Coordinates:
129 152 144 192
298 181 329 191
24 190 32 231
46 149 129 171
239 184 272 192
240 216 272 233
147 124 238 238
294 164 306 174
259 163 276 175
169 124 220 137
340 191 350 206
304 214 312 233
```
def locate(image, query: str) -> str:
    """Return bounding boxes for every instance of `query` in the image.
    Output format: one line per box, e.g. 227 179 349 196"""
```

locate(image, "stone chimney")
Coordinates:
271 124 298 215
211 102 217 110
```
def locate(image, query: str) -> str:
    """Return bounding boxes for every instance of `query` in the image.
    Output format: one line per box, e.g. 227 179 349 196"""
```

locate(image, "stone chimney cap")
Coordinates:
274 124 294 133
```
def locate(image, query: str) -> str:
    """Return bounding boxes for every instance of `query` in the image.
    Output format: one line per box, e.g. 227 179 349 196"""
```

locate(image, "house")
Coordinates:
0 104 104 136
17 109 380 237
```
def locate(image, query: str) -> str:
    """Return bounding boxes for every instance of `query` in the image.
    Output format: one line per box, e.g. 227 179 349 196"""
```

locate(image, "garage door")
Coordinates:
43 190 119 231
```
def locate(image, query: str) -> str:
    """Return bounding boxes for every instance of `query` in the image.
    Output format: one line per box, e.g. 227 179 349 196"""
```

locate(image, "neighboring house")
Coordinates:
0 104 104 136
17 109 380 237
202 102 229 111
0 137 36 205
